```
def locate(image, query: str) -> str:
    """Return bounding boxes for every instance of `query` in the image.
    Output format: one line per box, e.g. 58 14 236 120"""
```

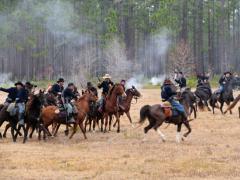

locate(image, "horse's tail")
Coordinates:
139 105 151 124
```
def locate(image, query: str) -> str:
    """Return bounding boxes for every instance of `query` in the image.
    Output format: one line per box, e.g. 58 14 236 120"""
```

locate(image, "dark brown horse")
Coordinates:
100 84 126 133
112 86 141 129
139 104 192 143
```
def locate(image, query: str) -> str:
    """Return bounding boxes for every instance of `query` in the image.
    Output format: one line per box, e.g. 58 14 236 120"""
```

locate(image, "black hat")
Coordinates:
224 71 232 75
68 83 74 87
57 78 64 83
25 81 37 88
179 71 183 74
15 81 24 87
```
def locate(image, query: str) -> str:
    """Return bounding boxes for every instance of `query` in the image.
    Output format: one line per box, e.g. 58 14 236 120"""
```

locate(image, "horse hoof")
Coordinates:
131 124 135 128
117 130 120 133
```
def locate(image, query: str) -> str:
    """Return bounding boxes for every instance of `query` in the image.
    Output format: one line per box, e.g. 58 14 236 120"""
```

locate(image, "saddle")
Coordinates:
161 102 172 118
161 102 180 118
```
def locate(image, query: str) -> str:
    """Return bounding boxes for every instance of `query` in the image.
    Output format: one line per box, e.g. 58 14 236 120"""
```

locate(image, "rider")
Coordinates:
0 84 18 106
97 74 114 112
87 82 98 97
217 71 233 95
161 79 187 119
174 71 187 91
49 78 65 96
62 83 78 123
118 79 126 110
25 81 37 94
15 81 29 126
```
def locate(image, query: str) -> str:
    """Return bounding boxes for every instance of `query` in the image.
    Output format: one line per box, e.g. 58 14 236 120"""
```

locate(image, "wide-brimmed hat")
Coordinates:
57 78 65 83
102 74 111 79
25 81 37 88
224 71 232 75
68 83 74 87
15 81 24 87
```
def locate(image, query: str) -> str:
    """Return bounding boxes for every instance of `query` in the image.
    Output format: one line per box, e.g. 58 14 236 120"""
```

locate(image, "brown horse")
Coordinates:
103 84 126 133
111 86 141 129
39 91 97 140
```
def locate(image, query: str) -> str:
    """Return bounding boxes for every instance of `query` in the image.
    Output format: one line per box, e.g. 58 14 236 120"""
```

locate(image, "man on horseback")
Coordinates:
15 81 29 125
87 82 98 97
25 81 37 94
174 71 187 91
161 79 187 119
97 74 114 112
49 78 65 96
0 84 18 106
216 71 233 96
118 79 126 110
62 83 78 123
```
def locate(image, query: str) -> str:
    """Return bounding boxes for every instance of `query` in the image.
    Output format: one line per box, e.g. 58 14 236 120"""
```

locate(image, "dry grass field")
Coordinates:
0 89 240 180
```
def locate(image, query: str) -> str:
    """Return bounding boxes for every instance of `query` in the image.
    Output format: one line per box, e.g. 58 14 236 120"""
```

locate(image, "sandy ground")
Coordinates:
0 89 240 180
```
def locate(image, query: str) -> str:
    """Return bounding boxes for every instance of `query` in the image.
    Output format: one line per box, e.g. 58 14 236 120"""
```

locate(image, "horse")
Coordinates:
39 91 97 140
68 91 97 139
0 104 27 143
2 90 48 139
177 88 197 118
195 82 212 111
210 80 234 114
102 84 126 133
138 104 192 143
111 86 141 128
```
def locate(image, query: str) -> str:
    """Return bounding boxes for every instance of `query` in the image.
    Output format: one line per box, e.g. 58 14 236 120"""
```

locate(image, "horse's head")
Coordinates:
126 86 141 98
110 84 126 97
82 90 98 102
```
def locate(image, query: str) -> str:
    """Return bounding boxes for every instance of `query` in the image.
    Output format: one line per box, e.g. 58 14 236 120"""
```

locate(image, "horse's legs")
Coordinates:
89 118 92 131
79 123 87 139
238 107 240 118
53 123 61 136
116 113 120 133
220 101 224 114
104 114 108 133
69 124 77 139
176 124 182 143
84 118 88 132
205 100 211 111
22 125 27 143
183 121 192 138
109 115 112 131
126 112 134 128
226 102 232 114
29 124 36 138
3 123 11 138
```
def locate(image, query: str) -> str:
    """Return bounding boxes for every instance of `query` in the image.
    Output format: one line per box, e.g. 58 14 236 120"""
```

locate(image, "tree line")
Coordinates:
0 0 239 82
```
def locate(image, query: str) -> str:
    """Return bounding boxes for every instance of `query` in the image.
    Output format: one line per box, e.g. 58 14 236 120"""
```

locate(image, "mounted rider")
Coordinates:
97 74 114 112
174 71 187 92
87 82 98 97
15 81 29 126
0 84 18 106
48 78 65 105
161 79 187 119
216 71 233 96
25 81 37 94
118 79 126 110
62 83 78 123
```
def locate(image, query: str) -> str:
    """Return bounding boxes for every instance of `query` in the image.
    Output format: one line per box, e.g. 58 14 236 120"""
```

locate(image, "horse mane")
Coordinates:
108 84 117 97
27 95 41 111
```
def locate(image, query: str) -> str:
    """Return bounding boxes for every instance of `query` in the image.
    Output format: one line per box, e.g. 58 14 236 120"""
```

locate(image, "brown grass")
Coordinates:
0 89 240 179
